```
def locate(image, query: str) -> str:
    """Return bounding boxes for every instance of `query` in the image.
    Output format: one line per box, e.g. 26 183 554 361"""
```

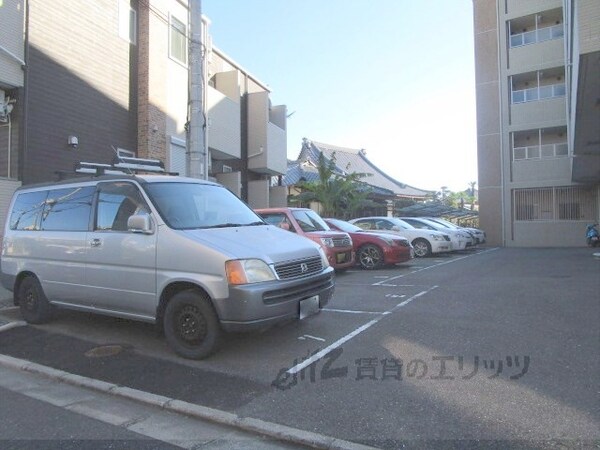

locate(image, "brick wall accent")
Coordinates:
137 1 167 162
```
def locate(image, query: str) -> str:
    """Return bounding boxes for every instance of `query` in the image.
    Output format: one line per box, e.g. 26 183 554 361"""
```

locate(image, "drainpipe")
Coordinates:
19 0 30 182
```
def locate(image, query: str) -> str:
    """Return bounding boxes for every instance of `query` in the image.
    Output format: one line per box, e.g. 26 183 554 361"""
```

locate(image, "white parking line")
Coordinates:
372 248 499 286
322 308 387 315
287 285 439 375
297 334 326 342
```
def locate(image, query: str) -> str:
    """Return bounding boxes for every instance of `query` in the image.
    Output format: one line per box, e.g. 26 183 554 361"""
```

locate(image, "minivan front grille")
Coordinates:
332 237 351 247
274 256 323 279
263 273 334 305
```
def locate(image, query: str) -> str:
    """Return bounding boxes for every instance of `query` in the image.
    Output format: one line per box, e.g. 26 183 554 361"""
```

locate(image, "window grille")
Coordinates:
513 187 598 221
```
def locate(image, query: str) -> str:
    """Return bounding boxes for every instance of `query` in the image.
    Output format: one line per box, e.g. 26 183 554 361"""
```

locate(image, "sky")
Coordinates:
203 0 477 193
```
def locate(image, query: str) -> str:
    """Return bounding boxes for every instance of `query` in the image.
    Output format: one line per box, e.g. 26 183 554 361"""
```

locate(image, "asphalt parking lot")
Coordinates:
1 247 599 449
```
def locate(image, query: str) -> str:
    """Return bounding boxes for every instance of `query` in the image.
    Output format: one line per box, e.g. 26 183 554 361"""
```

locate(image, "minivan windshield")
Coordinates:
144 182 265 230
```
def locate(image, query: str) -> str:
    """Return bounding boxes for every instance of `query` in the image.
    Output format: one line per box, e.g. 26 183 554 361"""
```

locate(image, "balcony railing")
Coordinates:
513 142 568 161
511 83 565 104
510 24 564 48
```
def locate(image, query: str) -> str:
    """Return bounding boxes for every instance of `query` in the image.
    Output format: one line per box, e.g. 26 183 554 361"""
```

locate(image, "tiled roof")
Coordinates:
288 140 432 199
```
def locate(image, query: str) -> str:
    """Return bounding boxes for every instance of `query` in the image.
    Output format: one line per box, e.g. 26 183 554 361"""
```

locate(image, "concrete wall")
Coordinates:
216 171 242 198
509 38 564 71
512 157 571 183
269 185 288 207
511 97 567 126
474 0 503 246
578 0 600 54
512 221 591 246
505 0 562 18
247 179 269 209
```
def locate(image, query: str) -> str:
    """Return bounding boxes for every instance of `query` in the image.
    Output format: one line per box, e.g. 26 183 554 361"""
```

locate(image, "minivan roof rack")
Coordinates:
74 157 179 176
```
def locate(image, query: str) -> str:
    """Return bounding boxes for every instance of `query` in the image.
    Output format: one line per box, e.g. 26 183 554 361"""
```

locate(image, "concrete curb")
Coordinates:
0 353 377 450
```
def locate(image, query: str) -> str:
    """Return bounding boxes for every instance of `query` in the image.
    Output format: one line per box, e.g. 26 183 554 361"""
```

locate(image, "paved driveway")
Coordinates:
0 247 598 449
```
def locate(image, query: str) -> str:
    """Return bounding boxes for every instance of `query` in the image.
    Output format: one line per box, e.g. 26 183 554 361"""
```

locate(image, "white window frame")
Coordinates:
118 0 137 45
169 13 187 67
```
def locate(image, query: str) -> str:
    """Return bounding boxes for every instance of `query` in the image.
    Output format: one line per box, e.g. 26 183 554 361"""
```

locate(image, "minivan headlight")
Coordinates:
320 237 334 248
226 259 276 285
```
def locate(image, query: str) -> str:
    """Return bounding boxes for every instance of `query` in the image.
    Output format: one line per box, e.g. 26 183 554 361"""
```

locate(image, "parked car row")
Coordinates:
349 216 485 256
1 158 484 360
255 208 485 270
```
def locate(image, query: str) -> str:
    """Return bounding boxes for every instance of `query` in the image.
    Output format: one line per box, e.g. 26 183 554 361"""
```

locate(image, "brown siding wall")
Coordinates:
24 0 138 184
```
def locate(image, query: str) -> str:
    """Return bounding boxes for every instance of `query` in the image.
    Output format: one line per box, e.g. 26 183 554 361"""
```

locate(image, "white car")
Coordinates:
400 217 470 251
349 217 452 257
425 217 485 245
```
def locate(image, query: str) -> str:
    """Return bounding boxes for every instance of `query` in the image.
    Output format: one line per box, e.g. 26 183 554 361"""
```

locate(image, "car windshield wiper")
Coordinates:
205 221 266 229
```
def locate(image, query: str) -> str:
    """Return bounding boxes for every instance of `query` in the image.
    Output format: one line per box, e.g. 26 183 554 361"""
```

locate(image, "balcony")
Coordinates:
511 83 565 104
207 86 241 160
513 142 568 160
509 24 563 48
511 97 566 126
247 91 287 175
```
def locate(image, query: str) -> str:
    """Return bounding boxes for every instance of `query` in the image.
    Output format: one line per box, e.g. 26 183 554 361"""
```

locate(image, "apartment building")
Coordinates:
473 0 600 246
1 0 287 213
0 0 25 229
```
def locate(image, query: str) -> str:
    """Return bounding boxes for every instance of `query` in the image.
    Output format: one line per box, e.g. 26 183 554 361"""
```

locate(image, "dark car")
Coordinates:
324 218 413 269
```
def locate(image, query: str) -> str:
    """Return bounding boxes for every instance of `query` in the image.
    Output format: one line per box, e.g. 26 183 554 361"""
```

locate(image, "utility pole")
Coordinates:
187 0 207 179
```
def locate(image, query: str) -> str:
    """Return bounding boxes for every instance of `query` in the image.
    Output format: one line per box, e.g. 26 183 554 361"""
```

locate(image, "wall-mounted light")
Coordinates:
67 135 79 149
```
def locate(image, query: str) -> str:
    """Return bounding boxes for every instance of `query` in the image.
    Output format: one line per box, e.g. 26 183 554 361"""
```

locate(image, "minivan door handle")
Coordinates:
90 238 102 247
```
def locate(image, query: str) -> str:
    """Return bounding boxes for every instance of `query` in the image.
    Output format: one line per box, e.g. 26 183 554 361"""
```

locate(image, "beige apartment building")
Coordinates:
473 0 600 246
138 0 288 208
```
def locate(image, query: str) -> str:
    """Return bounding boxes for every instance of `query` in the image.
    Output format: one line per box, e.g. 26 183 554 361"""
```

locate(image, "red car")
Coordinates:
255 208 355 271
324 218 414 270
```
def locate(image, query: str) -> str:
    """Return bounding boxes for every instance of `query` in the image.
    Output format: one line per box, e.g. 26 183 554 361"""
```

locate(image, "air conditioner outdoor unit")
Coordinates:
0 89 14 123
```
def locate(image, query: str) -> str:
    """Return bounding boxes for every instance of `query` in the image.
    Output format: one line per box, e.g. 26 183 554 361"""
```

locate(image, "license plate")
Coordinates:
336 252 347 263
300 295 320 319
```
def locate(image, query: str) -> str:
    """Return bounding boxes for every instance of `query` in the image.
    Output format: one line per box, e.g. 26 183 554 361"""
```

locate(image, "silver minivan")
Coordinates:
0 171 335 359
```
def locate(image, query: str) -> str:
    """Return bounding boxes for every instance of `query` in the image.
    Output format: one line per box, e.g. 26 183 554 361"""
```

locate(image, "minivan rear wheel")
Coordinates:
18 276 53 324
164 290 220 359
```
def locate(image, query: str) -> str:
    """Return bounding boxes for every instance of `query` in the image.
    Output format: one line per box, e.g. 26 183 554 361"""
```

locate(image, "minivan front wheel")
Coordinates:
412 239 432 258
18 276 53 324
164 290 221 359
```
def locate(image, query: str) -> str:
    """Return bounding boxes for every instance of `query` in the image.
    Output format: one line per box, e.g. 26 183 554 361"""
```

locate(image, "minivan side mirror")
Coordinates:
127 214 153 234
391 225 401 231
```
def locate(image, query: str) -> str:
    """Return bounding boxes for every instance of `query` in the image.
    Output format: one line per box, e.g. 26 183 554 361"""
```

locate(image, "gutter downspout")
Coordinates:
497 0 507 246
19 0 30 182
